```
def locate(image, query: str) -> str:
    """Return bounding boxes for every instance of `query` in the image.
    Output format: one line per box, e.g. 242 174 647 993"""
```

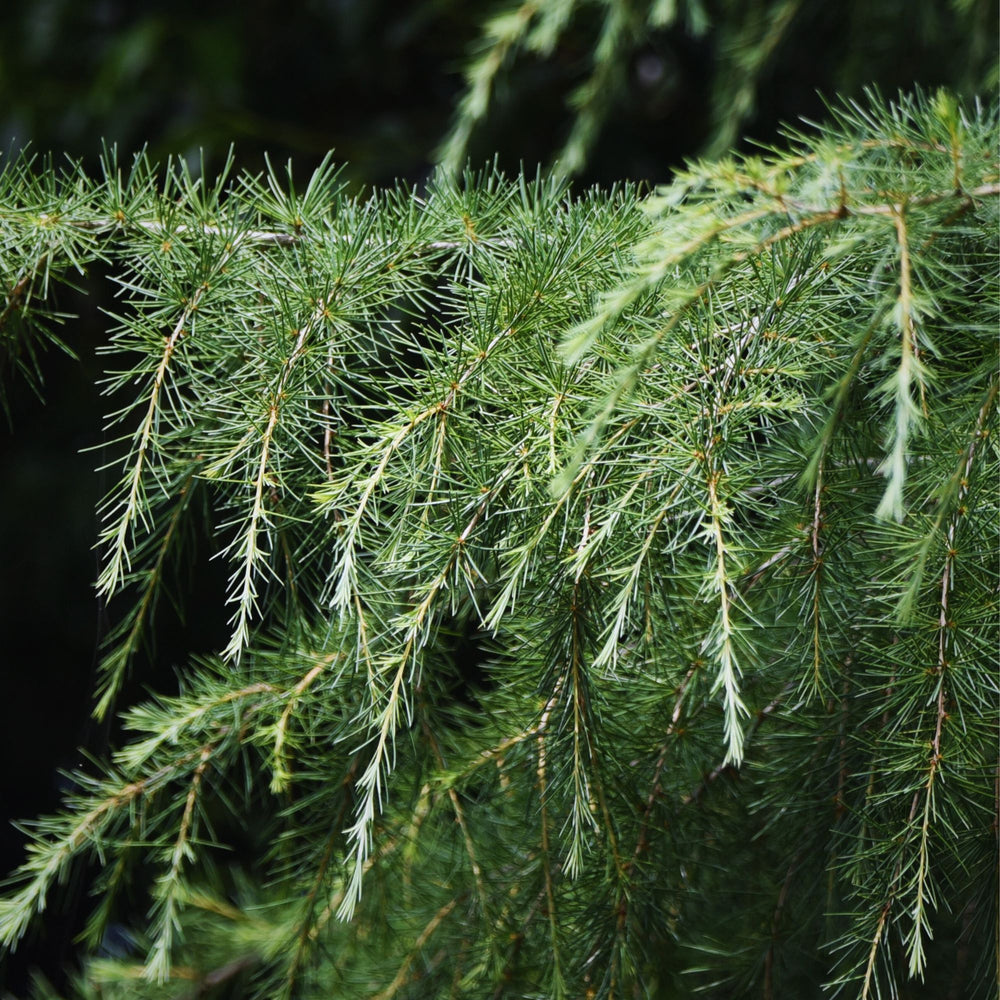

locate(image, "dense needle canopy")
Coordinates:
0 89 997 998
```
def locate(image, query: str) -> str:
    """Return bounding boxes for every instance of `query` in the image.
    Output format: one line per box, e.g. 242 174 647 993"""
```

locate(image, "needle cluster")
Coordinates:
0 89 997 999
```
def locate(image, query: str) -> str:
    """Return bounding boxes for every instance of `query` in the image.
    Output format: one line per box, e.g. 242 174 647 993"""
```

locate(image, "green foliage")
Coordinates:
438 0 999 177
1 90 997 998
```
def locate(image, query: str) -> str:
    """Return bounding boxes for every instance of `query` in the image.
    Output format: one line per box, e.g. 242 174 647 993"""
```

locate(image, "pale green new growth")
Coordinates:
0 91 997 998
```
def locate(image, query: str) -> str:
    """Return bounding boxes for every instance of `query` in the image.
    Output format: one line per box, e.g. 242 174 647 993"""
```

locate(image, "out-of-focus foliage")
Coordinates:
0 88 997 999
0 0 473 183
439 0 998 177
2 0 995 185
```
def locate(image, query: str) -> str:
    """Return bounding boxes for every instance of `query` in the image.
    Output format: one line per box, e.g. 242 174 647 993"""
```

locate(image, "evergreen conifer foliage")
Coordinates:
0 91 997 998
437 0 998 178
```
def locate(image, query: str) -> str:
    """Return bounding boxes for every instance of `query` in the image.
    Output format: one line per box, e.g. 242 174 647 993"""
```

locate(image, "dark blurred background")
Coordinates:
0 0 995 992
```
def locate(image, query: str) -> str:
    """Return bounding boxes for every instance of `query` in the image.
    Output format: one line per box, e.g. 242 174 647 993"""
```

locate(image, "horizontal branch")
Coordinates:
41 213 524 252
